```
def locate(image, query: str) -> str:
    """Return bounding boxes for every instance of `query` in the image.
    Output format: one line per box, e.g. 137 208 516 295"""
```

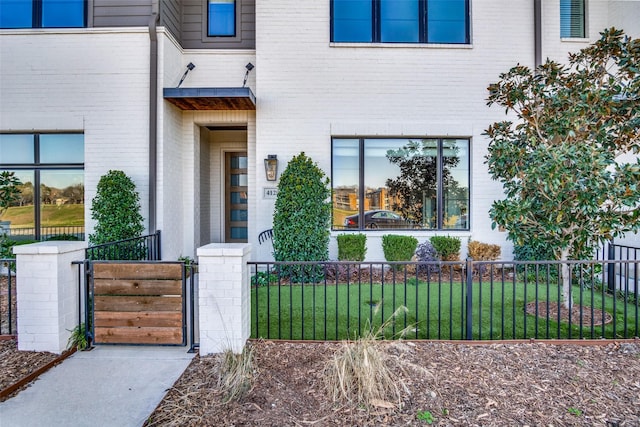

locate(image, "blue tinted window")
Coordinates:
427 0 467 43
380 0 419 43
560 0 585 38
332 0 372 42
0 0 32 28
332 0 469 44
208 0 235 37
42 0 85 28
230 227 248 239
40 134 84 164
0 134 35 164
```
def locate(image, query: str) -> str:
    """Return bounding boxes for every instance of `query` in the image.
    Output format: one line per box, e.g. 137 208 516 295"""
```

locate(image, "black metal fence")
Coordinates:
85 230 161 260
250 259 639 341
0 258 17 335
4 226 85 241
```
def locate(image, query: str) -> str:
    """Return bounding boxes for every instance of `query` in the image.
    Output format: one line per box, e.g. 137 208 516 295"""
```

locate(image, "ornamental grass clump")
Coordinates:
217 345 255 404
323 305 412 410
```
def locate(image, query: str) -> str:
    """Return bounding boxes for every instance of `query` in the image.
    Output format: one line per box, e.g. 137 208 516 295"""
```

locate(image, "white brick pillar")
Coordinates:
196 243 251 355
14 241 87 354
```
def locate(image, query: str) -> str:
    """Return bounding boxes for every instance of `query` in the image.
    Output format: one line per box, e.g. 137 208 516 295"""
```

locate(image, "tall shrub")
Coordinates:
273 153 331 263
89 170 144 246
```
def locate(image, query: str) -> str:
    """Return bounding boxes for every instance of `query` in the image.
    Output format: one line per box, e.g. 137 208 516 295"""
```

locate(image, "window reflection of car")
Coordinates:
344 210 416 229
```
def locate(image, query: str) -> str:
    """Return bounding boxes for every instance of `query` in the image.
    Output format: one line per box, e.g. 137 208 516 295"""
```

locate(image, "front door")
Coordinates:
225 152 248 242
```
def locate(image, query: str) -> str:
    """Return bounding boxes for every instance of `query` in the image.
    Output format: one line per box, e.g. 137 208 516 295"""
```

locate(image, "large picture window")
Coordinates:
560 0 585 38
332 137 469 231
331 0 469 44
0 0 86 29
0 133 84 241
208 0 236 37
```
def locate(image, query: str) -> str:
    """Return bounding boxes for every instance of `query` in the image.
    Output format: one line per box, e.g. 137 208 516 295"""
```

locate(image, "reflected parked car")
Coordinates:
343 210 416 229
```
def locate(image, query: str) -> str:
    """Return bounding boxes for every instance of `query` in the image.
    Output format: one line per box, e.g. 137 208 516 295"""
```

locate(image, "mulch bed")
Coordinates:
526 301 613 327
146 339 640 426
0 339 59 401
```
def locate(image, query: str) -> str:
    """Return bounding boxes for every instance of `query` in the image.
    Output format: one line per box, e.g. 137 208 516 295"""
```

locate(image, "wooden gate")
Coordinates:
91 262 185 345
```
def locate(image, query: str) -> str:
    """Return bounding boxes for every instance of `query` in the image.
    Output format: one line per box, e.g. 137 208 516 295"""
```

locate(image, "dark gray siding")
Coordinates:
92 1 153 27
181 0 255 49
160 0 182 44
90 0 254 50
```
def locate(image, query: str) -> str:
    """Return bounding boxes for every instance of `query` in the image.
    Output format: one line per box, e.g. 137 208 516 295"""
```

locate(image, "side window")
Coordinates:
208 0 236 37
560 0 585 38
0 0 85 29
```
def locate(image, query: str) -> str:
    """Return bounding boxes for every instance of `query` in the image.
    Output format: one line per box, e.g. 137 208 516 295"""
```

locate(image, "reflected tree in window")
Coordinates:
385 139 462 228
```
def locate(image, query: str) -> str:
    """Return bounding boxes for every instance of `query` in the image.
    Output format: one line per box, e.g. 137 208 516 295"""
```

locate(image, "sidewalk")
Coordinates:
0 345 195 427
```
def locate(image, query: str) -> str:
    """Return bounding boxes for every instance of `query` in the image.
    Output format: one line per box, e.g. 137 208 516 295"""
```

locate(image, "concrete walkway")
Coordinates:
0 345 195 427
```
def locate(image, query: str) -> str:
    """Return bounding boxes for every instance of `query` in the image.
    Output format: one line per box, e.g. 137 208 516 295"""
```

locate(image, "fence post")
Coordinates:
15 241 87 353
607 241 616 292
465 257 473 340
196 243 251 355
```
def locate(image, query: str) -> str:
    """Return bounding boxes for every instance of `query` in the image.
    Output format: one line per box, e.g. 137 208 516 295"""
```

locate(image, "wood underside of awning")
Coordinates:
163 87 256 110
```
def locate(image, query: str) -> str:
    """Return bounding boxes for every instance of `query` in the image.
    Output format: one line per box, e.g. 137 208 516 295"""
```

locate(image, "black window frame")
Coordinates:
0 0 87 29
0 132 84 241
330 0 471 44
331 136 471 232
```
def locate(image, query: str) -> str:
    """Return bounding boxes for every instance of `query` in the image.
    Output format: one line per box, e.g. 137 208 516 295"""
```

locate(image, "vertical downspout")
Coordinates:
148 3 159 233
534 0 542 68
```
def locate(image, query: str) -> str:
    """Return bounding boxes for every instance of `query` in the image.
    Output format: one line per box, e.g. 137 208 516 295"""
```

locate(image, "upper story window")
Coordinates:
560 0 585 38
332 137 470 231
331 0 470 44
0 0 86 29
208 0 236 37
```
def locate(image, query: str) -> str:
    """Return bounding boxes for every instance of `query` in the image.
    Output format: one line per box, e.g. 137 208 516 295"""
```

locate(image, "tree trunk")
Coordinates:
560 248 573 310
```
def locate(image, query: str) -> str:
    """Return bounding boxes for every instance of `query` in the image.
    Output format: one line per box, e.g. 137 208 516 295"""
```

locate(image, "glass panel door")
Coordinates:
225 152 248 243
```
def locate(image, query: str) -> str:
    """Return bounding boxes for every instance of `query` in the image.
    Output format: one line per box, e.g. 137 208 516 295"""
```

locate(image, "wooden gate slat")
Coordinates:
92 263 182 280
94 311 182 328
94 295 182 312
94 279 182 296
94 327 183 345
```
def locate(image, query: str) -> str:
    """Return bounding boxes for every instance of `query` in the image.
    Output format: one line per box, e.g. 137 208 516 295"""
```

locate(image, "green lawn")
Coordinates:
251 279 639 341
1 204 84 227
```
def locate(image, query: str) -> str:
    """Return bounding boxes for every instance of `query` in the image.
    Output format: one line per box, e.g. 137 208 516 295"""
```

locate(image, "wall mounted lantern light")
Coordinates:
264 155 278 181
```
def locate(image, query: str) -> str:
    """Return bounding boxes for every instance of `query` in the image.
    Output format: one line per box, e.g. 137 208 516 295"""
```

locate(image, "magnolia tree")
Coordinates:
485 28 640 308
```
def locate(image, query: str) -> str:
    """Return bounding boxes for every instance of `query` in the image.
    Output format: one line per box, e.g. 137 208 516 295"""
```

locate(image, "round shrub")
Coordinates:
429 235 461 261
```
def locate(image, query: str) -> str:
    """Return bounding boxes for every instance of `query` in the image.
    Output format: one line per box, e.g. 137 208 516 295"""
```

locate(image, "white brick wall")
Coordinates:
14 242 86 354
0 29 152 237
196 243 251 354
2 3 638 263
